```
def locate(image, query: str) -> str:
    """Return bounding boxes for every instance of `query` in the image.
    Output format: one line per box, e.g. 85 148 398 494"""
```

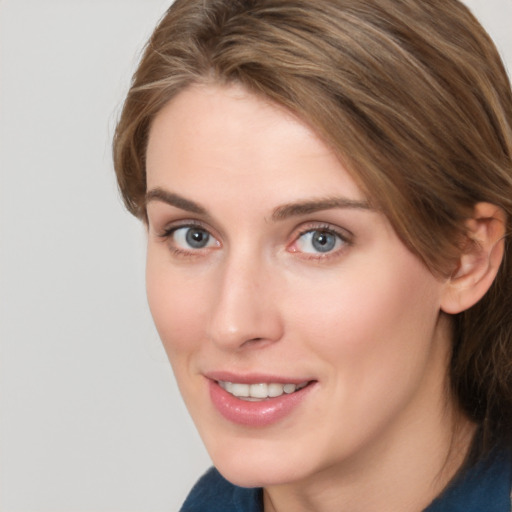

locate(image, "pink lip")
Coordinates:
206 371 311 385
206 374 316 427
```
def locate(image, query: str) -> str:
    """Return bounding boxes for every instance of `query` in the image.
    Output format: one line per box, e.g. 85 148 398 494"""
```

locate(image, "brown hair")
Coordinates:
113 0 512 455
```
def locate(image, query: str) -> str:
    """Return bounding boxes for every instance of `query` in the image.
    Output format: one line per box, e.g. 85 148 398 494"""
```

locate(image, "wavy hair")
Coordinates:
113 0 512 456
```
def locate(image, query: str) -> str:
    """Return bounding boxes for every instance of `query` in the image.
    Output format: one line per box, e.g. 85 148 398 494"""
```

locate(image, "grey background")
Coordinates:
0 0 511 510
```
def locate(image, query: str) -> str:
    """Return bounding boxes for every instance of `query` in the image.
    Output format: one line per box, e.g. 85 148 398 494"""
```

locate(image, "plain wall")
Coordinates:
0 1 511 510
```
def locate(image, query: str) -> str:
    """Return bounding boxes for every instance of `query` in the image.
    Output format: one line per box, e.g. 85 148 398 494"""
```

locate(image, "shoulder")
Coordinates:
425 447 512 512
180 467 263 512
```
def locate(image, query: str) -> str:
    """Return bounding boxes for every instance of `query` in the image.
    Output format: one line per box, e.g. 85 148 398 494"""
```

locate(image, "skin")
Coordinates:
144 84 475 512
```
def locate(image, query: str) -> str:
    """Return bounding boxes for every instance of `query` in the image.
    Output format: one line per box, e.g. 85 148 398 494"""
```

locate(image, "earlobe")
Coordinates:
441 203 507 315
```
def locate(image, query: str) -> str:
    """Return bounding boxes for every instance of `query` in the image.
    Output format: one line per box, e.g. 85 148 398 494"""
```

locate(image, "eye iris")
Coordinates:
312 231 336 252
186 228 210 248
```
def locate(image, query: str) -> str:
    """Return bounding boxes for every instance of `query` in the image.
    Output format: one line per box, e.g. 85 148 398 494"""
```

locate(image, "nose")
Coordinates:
207 253 284 351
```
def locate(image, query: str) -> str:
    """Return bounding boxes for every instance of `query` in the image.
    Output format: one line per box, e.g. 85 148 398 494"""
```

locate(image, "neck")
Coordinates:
264 413 475 512
263 315 476 512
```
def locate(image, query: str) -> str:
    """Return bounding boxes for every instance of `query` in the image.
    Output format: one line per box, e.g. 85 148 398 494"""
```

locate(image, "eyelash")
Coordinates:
156 221 352 260
157 221 220 257
288 224 352 261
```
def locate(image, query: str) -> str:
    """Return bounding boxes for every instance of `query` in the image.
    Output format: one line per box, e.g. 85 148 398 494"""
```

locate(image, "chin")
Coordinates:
216 460 304 489
205 436 318 488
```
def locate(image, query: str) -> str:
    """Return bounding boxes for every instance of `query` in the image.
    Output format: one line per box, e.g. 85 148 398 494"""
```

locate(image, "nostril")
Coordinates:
240 337 271 349
207 289 285 349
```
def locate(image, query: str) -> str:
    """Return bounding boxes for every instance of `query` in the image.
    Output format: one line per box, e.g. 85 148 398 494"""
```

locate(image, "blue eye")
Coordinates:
295 229 345 254
172 226 217 249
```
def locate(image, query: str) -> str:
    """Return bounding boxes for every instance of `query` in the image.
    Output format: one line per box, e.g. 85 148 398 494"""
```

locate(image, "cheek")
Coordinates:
288 252 444 378
281 255 447 455
145 254 209 359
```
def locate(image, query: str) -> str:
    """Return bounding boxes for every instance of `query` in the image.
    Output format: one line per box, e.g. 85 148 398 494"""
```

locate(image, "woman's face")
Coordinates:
145 84 453 488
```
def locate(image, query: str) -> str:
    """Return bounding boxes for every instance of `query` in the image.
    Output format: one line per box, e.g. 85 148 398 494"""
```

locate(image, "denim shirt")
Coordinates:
180 449 511 512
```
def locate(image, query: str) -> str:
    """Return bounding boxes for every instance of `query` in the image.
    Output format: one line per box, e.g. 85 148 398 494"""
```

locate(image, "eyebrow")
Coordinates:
145 188 207 215
271 197 372 221
145 187 372 220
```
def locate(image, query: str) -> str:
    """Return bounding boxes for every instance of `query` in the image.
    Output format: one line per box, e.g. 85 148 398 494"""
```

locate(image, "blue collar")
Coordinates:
181 448 511 512
425 448 512 512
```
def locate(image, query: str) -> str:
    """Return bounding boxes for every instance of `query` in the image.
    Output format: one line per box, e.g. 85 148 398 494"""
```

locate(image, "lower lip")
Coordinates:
208 380 315 427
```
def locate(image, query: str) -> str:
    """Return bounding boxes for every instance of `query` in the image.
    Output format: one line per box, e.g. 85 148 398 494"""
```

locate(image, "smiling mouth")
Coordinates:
217 381 310 401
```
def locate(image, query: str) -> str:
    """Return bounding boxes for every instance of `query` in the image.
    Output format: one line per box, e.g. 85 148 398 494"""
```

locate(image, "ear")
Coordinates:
441 202 507 314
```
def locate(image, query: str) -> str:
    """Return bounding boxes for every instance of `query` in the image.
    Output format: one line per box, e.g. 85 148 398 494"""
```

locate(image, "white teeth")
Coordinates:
231 383 249 397
268 383 284 397
249 383 268 399
218 381 309 400
283 383 296 394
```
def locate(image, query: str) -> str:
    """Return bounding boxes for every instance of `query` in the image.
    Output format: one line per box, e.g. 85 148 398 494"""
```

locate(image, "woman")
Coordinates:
113 0 512 510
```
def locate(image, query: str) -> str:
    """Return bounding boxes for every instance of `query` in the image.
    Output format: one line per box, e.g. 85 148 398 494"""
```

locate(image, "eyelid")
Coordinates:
287 222 353 258
152 218 352 260
155 219 222 255
293 221 353 242
155 219 215 239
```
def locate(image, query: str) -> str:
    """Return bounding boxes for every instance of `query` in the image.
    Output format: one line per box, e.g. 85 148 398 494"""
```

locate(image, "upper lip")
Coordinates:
204 371 314 385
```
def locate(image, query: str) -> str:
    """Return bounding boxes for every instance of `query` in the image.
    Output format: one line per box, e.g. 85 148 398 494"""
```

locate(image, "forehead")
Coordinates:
146 84 366 205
